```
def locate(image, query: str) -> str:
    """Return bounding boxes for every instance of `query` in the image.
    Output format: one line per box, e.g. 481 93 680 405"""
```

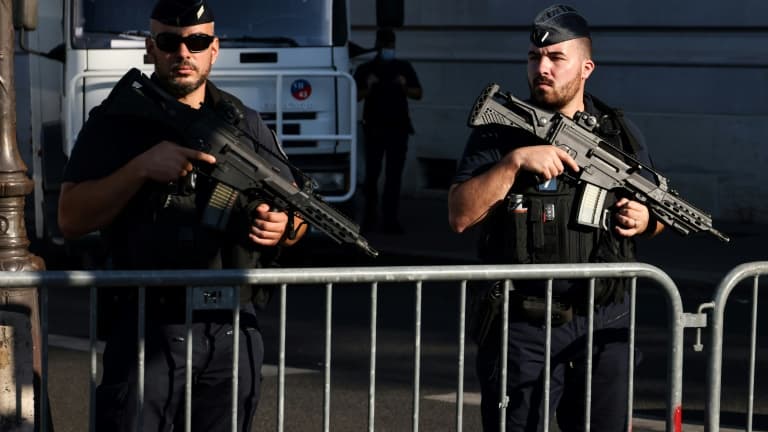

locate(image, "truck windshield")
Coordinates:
74 0 334 48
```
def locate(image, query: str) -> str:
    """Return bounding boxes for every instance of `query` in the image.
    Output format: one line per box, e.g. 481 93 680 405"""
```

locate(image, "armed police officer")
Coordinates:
448 5 663 431
58 0 306 430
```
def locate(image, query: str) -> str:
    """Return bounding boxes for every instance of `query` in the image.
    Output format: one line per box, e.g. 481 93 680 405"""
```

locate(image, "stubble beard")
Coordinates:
529 74 581 111
158 61 210 98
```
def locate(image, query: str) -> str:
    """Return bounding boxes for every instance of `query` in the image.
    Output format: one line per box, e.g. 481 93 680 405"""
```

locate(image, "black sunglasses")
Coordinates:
153 32 215 53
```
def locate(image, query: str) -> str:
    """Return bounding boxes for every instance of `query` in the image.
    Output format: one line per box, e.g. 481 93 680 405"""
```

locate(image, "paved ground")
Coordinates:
44 341 757 432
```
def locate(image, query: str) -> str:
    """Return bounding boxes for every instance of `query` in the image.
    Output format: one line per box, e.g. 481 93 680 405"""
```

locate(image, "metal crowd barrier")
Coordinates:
0 263 684 432
706 261 768 432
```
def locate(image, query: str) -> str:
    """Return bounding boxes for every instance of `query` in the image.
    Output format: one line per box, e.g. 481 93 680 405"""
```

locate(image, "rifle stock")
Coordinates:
468 83 730 243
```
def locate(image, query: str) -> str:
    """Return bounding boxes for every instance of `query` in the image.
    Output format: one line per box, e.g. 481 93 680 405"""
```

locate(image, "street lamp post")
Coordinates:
0 0 47 429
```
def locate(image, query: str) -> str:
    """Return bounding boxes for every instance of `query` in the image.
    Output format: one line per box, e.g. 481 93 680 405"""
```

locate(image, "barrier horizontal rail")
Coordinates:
0 262 675 287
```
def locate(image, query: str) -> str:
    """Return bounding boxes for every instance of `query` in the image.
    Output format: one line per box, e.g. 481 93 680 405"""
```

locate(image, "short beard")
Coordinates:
529 74 581 111
157 61 209 98
159 74 206 99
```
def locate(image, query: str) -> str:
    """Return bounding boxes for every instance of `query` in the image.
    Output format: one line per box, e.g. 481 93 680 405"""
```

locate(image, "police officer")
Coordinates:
354 28 423 234
448 4 663 431
58 0 306 430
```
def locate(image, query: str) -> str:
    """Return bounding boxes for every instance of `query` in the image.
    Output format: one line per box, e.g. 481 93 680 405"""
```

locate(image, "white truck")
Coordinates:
15 0 373 254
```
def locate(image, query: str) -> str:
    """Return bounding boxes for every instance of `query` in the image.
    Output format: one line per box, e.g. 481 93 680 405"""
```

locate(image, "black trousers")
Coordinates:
362 126 409 227
476 296 632 432
96 303 264 432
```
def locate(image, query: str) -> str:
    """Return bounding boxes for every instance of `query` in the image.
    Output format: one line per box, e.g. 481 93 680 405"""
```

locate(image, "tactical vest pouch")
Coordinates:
479 182 590 265
478 180 609 306
478 196 531 264
527 195 576 264
525 181 591 265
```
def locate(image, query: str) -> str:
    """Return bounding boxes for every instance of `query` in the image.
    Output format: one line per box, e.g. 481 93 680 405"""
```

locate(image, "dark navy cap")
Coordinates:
530 4 590 47
151 0 214 27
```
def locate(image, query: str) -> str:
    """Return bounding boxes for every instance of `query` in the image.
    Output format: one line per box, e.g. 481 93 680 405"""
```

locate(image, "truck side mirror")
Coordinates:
13 0 39 31
376 0 403 28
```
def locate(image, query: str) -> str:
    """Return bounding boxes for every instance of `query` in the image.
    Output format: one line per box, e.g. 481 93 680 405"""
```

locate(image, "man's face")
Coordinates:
146 20 219 98
526 38 593 110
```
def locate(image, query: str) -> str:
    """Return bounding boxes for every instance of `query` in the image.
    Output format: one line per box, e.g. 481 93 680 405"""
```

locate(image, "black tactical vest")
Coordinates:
92 73 279 306
478 95 642 306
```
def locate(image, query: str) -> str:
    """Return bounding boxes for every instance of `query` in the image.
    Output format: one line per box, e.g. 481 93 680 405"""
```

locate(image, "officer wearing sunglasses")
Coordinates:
152 32 216 53
58 0 306 431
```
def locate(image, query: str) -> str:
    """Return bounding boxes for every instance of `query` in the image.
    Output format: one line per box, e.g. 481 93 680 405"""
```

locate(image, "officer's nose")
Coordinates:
176 40 193 57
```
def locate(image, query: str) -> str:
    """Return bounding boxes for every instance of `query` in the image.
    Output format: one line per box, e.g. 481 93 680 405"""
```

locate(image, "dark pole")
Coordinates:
0 0 47 428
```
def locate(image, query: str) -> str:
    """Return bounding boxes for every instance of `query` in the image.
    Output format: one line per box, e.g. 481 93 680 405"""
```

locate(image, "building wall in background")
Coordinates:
350 1 768 223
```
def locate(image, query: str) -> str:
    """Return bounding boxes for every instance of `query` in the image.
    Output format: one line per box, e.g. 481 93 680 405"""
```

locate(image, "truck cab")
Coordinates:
20 0 357 249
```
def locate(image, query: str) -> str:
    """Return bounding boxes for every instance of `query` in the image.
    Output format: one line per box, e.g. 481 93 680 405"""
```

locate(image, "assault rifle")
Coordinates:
467 83 730 242
109 68 378 257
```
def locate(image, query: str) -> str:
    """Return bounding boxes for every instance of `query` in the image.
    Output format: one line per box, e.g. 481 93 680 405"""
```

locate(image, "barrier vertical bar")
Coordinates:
626 278 637 432
584 279 595 432
184 286 193 432
542 280 553 432
89 286 98 432
413 281 422 432
278 283 287 432
231 287 240 432
40 286 49 432
137 286 146 432
499 280 511 432
668 285 685 432
707 277 726 432
368 282 378 432
456 280 467 432
323 283 333 432
747 276 758 432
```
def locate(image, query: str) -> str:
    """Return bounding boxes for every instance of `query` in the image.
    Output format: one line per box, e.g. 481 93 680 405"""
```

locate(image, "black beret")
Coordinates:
530 4 590 48
151 0 214 27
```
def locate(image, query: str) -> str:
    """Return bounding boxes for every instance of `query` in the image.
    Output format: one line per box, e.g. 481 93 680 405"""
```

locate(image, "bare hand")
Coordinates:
249 203 289 246
136 141 216 182
613 197 650 237
505 145 579 180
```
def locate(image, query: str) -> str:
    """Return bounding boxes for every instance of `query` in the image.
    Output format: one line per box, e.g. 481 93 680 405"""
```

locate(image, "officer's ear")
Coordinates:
578 38 595 80
581 58 595 81
209 36 219 66
145 37 157 63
